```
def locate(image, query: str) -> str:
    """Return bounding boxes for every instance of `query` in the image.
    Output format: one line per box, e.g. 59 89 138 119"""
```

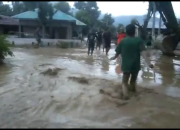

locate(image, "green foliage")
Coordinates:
131 18 139 25
109 25 117 34
74 2 101 28
22 2 38 11
74 2 116 34
37 2 49 26
0 3 13 16
37 2 58 38
75 10 91 25
11 2 26 15
98 13 116 33
0 2 39 16
101 13 114 26
0 35 14 61
53 2 71 14
117 24 124 31
74 2 86 10
56 41 69 49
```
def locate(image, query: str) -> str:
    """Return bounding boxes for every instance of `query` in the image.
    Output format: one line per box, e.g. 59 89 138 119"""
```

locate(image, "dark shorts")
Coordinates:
96 40 102 47
88 41 95 51
104 40 111 48
122 71 139 85
147 41 152 46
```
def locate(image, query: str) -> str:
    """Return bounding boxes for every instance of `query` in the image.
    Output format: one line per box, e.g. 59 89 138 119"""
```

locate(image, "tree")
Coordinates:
74 2 101 28
47 3 58 38
23 2 38 11
53 2 71 14
97 13 115 33
101 13 114 26
11 2 26 15
11 2 43 16
117 24 124 32
38 2 48 26
0 3 13 16
0 35 14 63
109 25 116 33
75 10 91 25
74 1 86 10
37 2 58 38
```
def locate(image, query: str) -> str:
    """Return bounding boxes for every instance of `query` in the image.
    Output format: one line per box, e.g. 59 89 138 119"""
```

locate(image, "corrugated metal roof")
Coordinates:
12 8 86 26
0 15 19 25
65 14 86 26
53 10 74 21
12 11 38 19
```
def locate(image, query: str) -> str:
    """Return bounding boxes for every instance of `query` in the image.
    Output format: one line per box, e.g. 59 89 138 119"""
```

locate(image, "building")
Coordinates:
11 8 86 39
135 24 167 37
0 15 19 35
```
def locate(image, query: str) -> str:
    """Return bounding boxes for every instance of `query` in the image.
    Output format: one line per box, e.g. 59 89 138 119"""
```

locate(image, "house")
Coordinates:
0 15 19 35
135 24 167 37
11 8 86 39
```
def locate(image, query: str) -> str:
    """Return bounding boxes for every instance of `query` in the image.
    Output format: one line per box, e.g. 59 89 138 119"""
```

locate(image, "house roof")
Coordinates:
65 14 86 26
11 8 86 26
135 24 166 29
0 15 19 25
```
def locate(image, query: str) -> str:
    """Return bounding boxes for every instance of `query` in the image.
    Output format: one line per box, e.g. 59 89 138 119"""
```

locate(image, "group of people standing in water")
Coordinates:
87 28 112 56
87 24 154 100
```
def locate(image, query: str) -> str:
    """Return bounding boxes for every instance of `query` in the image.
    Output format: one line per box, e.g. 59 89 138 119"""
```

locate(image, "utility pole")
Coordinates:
152 2 156 39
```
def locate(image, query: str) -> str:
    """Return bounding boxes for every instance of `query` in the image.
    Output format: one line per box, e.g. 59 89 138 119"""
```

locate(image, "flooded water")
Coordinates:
1 46 180 128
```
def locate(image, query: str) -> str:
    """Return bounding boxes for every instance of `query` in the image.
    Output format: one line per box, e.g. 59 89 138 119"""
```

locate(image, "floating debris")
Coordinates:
68 76 89 84
39 63 52 66
40 68 63 76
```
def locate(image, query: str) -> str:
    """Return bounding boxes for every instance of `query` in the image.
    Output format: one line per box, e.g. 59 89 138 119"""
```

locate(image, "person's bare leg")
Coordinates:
122 72 130 100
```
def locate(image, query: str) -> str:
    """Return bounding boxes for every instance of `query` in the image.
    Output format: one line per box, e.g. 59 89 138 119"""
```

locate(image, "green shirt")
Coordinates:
115 36 146 72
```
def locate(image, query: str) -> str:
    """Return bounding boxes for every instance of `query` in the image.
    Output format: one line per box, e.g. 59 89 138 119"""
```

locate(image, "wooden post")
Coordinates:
42 26 45 38
19 24 21 38
152 2 156 39
66 24 72 39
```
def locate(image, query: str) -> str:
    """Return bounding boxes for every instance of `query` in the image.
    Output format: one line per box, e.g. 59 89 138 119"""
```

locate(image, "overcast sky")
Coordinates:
3 1 180 18
68 1 180 18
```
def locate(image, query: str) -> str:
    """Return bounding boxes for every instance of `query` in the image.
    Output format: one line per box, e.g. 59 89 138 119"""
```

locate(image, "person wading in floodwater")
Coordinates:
102 30 105 52
96 29 103 50
116 28 126 46
116 27 126 64
35 27 42 46
87 29 97 55
146 32 152 49
79 32 83 43
103 28 111 55
110 24 154 100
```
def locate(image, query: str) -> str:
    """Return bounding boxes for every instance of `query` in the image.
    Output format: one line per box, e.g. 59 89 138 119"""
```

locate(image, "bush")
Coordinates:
0 35 14 61
56 41 69 49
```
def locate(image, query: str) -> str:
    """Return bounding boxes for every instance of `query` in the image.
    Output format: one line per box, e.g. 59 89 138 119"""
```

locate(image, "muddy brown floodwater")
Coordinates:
1 46 180 128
